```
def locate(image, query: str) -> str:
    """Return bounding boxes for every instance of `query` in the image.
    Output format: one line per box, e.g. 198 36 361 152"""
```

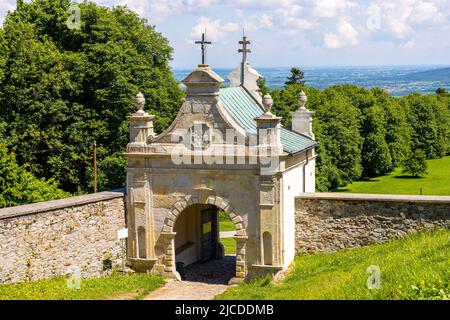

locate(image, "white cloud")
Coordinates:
324 19 359 48
324 33 342 49
0 0 15 25
260 14 273 28
400 40 415 48
189 16 238 41
116 0 221 22
312 0 358 18
369 0 449 39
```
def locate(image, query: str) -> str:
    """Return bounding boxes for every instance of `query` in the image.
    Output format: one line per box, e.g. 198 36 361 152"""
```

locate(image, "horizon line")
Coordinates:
171 64 450 70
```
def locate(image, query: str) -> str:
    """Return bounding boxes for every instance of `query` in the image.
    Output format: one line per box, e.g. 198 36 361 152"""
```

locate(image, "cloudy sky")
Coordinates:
1 0 450 69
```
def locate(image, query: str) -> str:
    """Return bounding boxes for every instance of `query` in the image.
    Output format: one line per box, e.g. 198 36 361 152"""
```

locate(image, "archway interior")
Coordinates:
173 204 236 283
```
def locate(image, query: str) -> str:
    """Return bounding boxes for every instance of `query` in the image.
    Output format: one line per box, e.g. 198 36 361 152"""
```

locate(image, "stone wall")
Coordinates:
295 193 450 253
0 192 126 284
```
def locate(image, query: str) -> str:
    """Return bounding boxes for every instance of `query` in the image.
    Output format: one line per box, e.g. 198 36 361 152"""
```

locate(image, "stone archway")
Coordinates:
161 194 248 282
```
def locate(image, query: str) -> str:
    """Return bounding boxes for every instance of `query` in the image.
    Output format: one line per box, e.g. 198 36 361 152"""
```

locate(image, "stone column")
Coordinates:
291 91 314 139
160 231 181 280
255 94 283 162
127 92 155 153
252 95 284 273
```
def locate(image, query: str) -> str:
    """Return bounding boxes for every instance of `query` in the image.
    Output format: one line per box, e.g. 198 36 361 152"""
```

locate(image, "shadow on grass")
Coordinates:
393 175 425 180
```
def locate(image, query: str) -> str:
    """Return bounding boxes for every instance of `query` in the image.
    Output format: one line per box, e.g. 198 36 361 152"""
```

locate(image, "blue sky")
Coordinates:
1 0 450 69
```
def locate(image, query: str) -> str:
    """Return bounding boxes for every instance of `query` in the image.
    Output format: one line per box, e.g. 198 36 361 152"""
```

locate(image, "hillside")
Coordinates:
216 229 450 300
405 67 450 82
337 156 450 196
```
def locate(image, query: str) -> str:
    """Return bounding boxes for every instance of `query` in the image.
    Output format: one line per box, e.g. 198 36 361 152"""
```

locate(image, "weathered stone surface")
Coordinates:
295 193 450 254
0 193 126 284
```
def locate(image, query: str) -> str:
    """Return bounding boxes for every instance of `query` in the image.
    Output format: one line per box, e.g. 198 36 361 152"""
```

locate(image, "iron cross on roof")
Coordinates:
195 33 212 65
238 35 251 63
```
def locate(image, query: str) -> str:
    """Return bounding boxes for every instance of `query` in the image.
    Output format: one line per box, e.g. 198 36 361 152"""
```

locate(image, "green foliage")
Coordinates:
313 88 363 189
0 273 165 300
285 67 305 85
270 79 450 191
0 0 183 194
257 78 270 97
216 229 450 300
404 94 450 159
219 211 236 231
436 87 448 96
394 279 449 300
402 149 428 177
0 143 69 208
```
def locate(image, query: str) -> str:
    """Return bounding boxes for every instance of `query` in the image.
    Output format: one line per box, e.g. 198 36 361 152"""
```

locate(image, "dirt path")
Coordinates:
145 256 235 300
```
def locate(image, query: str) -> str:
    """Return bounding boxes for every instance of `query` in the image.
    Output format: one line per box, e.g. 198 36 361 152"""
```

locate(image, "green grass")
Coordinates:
219 211 237 231
219 211 237 255
216 229 450 300
221 237 237 255
0 273 165 300
337 156 450 195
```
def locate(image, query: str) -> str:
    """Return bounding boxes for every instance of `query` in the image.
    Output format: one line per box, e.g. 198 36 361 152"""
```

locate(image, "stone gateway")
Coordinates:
125 45 316 282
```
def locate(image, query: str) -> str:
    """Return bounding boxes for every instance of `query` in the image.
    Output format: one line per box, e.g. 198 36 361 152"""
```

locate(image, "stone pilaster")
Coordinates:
127 92 155 153
291 91 314 139
255 94 283 159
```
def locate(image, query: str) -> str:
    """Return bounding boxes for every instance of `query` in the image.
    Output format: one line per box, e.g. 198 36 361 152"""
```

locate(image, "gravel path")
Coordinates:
219 231 236 238
145 256 236 300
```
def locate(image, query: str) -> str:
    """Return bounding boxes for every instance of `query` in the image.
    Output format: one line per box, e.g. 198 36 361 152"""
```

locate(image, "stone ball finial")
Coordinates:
298 91 308 110
262 94 274 114
136 92 145 114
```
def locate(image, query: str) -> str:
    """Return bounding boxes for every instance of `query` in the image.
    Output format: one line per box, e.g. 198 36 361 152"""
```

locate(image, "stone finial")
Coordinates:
136 92 145 114
298 91 308 110
262 94 274 114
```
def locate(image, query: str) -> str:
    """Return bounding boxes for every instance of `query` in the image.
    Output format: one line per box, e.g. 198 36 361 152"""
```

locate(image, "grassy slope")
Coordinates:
219 211 237 254
221 238 236 255
0 273 164 300
216 229 450 300
337 156 450 196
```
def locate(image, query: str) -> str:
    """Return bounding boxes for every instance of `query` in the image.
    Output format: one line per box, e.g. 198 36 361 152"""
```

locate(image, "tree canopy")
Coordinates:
0 0 183 194
271 82 450 191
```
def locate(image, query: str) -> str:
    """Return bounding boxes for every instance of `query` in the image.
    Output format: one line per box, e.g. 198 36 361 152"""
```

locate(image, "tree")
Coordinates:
0 0 183 193
257 78 270 97
436 88 448 96
404 94 449 159
285 67 305 85
0 141 69 208
360 105 392 177
314 88 363 189
402 149 428 177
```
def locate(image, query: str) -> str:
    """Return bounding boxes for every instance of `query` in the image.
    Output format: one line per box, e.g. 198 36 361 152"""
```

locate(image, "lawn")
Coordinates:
216 229 450 300
0 273 164 300
219 210 236 231
221 237 236 255
219 211 237 255
337 156 450 196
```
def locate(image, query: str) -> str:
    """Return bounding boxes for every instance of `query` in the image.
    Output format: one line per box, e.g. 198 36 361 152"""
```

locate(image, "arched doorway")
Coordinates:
172 203 237 284
161 195 248 283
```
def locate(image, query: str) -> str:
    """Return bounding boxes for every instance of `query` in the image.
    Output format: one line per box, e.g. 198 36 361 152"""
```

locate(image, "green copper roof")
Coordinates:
219 87 316 154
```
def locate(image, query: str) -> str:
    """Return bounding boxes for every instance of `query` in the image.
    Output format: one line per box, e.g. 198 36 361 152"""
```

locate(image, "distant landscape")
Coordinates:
173 65 450 96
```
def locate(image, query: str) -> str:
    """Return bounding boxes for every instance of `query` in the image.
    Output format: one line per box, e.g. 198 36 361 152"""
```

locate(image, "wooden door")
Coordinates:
201 208 218 262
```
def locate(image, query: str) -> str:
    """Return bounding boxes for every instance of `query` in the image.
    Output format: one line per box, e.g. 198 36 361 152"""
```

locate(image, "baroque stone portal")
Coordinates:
125 62 316 282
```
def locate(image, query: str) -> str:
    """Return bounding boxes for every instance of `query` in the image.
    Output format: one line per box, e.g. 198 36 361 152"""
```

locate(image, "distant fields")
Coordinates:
337 156 450 196
216 229 450 300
